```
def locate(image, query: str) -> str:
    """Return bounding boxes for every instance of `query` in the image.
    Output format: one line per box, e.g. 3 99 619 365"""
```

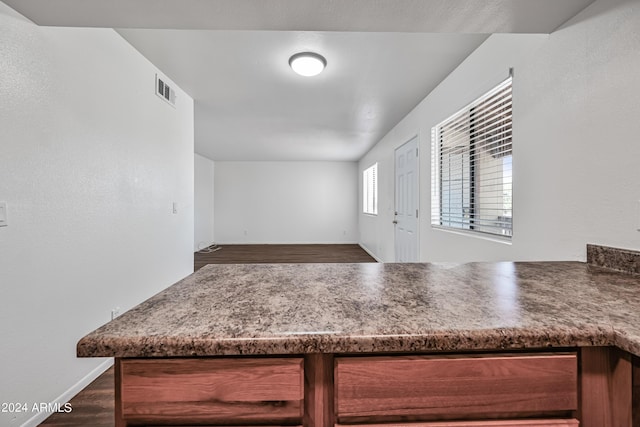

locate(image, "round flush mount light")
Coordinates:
289 52 327 77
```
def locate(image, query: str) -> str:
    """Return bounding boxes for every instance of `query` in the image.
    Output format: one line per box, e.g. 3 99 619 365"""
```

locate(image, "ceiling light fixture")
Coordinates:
289 52 327 77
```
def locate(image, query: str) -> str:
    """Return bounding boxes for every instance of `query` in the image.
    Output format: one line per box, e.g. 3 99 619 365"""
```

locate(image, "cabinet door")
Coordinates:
335 354 578 421
119 358 303 425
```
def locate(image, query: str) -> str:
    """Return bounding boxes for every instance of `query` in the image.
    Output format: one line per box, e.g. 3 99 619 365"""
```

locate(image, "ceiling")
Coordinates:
3 0 595 161
116 30 487 161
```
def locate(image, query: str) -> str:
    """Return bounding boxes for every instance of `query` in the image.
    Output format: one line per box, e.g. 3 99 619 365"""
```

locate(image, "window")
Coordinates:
431 77 513 238
363 163 378 215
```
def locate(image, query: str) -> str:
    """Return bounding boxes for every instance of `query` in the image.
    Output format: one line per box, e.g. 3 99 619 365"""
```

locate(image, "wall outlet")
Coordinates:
111 307 121 320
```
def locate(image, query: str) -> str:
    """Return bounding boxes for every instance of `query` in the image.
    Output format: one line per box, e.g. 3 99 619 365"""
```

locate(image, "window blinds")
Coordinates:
363 163 378 215
431 77 513 238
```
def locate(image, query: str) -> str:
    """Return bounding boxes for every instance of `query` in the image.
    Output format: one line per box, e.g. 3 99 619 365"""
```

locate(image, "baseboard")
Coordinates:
359 243 383 263
21 358 113 427
213 241 361 245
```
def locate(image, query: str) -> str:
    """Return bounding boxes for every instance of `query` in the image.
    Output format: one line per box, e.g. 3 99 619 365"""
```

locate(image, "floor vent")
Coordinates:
155 74 176 107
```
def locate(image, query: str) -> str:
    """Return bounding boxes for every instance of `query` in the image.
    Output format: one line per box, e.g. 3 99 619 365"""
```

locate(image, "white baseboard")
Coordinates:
214 241 360 245
359 243 383 263
21 359 113 427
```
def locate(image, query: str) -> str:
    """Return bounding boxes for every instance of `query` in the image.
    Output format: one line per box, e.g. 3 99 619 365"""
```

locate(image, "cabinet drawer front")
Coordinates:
335 354 577 419
120 358 303 424
335 420 579 427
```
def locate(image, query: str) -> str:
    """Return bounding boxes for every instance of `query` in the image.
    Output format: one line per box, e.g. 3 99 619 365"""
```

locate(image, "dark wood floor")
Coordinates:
38 367 114 426
194 243 376 270
39 244 375 426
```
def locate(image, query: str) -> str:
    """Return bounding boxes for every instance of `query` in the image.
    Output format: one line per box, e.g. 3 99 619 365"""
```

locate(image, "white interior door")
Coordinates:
394 136 419 262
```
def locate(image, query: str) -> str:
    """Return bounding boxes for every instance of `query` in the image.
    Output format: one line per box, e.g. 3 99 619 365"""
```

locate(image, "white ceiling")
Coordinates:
3 0 595 161
117 30 487 161
2 0 595 33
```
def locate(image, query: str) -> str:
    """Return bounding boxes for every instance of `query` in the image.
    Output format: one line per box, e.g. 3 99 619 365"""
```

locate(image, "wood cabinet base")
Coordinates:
336 421 579 427
114 348 634 427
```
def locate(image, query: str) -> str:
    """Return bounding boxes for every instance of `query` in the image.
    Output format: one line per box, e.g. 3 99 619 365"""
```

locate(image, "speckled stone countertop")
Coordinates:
77 262 640 358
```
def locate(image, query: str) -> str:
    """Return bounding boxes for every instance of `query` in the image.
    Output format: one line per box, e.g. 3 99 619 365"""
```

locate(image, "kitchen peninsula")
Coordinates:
78 255 640 427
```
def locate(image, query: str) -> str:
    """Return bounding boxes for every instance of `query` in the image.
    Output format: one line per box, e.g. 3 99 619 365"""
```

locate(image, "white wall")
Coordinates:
0 4 194 426
214 161 358 243
194 153 215 251
359 0 640 263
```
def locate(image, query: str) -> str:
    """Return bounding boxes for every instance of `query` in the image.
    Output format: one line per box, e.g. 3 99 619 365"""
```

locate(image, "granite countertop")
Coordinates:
77 261 640 358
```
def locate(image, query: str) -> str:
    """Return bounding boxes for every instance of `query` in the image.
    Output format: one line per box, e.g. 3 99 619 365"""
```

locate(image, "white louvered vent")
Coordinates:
155 74 176 107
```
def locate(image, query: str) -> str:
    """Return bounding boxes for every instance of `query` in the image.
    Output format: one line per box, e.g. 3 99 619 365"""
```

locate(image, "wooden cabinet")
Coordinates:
334 421 579 427
116 357 303 426
334 354 577 422
113 348 635 427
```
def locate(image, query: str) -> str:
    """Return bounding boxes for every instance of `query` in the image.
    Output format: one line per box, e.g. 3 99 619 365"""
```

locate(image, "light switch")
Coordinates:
0 202 7 227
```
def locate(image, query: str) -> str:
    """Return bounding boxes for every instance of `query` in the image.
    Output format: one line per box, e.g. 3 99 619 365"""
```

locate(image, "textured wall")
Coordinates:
214 161 358 244
194 153 215 251
359 0 640 262
0 4 194 426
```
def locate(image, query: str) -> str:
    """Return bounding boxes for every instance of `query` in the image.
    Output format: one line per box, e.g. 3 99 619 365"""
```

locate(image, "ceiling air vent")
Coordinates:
155 74 176 107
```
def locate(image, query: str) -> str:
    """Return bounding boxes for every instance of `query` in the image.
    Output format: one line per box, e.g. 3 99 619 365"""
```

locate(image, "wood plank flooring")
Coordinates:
38 367 114 427
194 243 376 270
39 244 376 426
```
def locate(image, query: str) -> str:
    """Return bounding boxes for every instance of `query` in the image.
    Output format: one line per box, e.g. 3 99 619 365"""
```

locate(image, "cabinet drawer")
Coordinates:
335 420 579 427
335 354 577 420
120 357 303 424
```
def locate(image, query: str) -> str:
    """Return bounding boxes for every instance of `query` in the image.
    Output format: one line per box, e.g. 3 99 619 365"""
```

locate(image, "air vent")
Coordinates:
155 74 176 107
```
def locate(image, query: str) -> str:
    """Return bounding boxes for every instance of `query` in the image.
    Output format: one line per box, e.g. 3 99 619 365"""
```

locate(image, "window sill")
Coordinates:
431 226 513 245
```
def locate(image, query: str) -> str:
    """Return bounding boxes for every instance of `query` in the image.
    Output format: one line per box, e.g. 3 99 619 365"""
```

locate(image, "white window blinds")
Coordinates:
363 163 378 215
431 77 513 238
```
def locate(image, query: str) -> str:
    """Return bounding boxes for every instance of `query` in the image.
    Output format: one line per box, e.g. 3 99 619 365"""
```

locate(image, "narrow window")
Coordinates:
431 77 513 238
363 163 378 215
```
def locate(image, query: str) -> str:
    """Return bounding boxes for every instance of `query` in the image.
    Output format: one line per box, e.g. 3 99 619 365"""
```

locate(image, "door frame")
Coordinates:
394 133 420 262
